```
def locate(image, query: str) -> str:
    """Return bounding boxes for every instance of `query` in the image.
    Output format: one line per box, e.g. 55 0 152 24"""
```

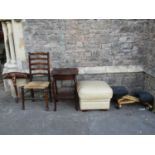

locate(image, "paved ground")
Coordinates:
0 87 155 135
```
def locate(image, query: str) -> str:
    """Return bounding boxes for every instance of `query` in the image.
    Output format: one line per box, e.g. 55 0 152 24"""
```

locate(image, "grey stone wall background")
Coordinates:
78 73 144 92
145 20 155 70
23 19 154 95
54 73 144 94
23 19 149 68
144 20 155 97
144 74 155 97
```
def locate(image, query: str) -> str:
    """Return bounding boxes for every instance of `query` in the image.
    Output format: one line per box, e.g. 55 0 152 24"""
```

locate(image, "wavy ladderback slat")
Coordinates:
28 52 51 81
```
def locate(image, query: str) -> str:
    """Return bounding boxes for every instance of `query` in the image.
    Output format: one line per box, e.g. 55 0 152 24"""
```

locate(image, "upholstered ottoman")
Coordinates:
77 81 113 110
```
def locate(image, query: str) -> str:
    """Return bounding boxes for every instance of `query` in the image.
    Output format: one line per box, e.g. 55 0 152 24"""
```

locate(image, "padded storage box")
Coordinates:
77 81 113 110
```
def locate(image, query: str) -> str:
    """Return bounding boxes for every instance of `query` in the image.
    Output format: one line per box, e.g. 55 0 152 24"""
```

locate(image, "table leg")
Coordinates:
31 89 35 102
11 75 19 103
54 79 58 95
74 77 78 111
52 80 57 111
21 86 25 110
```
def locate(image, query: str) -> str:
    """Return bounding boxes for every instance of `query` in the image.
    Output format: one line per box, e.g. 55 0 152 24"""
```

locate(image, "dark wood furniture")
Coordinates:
0 32 4 42
0 24 4 42
21 52 52 111
2 72 29 102
52 68 79 111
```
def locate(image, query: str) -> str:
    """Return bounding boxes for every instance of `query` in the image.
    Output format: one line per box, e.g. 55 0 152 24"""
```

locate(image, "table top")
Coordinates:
2 72 29 79
52 68 78 75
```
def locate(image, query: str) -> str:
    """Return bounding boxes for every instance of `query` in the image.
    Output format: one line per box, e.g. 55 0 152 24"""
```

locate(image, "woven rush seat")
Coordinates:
24 81 49 89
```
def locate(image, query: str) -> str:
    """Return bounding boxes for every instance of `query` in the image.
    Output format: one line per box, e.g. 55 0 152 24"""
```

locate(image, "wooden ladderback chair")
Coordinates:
29 52 51 82
21 52 52 111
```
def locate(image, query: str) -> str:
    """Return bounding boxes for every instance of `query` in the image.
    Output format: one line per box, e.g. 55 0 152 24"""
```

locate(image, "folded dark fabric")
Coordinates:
111 86 128 100
133 90 154 102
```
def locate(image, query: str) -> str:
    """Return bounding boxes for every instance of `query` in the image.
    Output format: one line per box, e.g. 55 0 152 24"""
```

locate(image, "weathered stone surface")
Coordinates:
56 72 144 93
23 19 149 68
144 74 155 97
22 19 155 94
78 65 143 74
143 20 155 97
77 72 144 92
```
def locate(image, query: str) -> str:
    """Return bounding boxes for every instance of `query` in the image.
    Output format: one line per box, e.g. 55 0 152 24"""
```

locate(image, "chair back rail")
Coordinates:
28 52 51 82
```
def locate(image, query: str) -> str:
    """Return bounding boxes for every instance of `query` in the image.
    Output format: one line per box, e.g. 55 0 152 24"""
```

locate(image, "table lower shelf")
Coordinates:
54 91 77 100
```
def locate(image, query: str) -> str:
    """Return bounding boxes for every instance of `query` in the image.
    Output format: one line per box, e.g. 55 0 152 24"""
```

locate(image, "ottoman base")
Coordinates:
80 99 111 110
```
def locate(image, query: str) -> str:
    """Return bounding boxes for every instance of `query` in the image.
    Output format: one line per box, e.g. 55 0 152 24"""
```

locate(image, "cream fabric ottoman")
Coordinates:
77 81 113 110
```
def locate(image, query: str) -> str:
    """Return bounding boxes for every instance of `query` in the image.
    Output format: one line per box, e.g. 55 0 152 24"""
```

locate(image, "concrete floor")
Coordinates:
0 87 155 135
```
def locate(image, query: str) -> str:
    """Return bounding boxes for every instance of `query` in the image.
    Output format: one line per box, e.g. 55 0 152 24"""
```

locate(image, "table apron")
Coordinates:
53 75 76 80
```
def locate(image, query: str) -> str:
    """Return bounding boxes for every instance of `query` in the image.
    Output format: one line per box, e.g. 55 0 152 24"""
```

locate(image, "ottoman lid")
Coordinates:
77 81 113 100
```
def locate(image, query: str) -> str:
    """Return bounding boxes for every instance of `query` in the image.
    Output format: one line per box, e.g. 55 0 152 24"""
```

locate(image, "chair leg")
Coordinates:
44 89 49 111
49 84 52 102
21 87 25 110
31 89 35 102
53 100 56 111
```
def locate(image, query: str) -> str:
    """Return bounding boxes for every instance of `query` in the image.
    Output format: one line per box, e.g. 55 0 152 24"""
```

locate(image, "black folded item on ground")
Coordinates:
111 86 154 111
111 86 128 100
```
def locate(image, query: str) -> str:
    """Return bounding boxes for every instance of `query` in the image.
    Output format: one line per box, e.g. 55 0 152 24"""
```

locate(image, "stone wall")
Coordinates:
144 20 155 97
144 74 155 97
23 19 151 92
23 19 149 68
78 72 144 92
57 72 144 94
145 20 155 70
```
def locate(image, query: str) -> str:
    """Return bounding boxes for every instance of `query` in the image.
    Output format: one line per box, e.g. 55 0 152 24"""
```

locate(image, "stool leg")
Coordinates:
151 99 155 112
115 99 121 109
21 87 25 110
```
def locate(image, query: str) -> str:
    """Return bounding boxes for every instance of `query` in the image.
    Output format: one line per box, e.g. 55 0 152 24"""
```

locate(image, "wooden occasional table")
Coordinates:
51 68 79 111
2 72 29 102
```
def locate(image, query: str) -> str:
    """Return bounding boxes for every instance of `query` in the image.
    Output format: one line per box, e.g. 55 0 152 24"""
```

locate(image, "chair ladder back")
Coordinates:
28 52 51 81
